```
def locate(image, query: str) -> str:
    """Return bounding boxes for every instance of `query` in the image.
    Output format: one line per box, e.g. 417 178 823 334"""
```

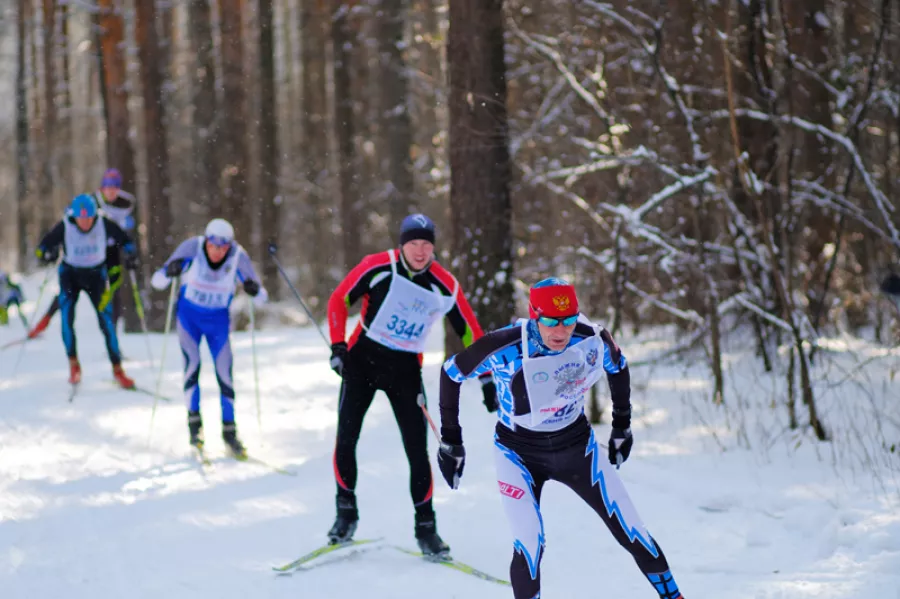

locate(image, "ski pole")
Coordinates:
99 265 124 312
249 297 262 435
149 276 179 442
129 270 155 368
11 266 54 376
267 242 330 347
14 300 29 329
417 391 441 443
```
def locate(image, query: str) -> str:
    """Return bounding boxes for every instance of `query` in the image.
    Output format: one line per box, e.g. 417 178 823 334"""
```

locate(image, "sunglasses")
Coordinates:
536 314 579 327
207 235 232 248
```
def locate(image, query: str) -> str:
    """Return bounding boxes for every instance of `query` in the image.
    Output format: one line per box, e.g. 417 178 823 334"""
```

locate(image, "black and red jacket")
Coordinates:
327 249 485 356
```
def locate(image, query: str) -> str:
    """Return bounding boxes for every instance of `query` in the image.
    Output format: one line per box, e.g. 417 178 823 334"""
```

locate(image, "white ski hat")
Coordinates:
205 218 234 243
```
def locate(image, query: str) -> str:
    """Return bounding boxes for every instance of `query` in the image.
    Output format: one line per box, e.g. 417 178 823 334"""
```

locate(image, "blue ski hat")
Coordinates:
101 168 122 188
67 194 98 219
399 214 436 246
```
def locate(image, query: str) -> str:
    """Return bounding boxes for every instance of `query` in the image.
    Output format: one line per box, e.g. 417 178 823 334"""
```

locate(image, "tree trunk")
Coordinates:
377 0 415 224
136 0 174 329
58 2 72 199
332 1 362 269
187 0 220 226
16 0 29 271
300 1 332 314
39 0 57 230
258 0 280 293
96 0 137 196
217 0 250 233
97 0 139 332
412 0 446 226
446 0 515 345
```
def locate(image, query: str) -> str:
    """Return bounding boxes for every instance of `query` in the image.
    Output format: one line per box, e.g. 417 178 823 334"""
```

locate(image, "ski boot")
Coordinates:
188 411 204 449
67 357 82 385
649 570 683 599
415 516 450 559
222 422 247 460
327 494 359 545
112 363 135 389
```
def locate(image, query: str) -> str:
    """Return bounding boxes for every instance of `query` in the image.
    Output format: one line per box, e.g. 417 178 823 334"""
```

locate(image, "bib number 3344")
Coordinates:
386 315 425 339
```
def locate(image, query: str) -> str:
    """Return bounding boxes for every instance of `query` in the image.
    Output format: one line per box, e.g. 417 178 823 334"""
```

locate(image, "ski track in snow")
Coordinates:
1 270 898 598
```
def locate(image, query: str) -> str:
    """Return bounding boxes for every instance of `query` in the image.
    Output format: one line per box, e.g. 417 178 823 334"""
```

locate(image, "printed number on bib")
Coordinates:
552 403 578 419
74 245 100 256
187 288 228 308
386 315 425 340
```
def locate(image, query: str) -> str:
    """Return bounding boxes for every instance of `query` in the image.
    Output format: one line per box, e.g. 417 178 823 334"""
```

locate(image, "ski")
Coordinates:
1 337 28 351
67 382 79 403
112 382 173 402
240 454 297 477
392 546 510 586
219 450 296 477
1 331 44 350
273 538 382 574
193 444 213 468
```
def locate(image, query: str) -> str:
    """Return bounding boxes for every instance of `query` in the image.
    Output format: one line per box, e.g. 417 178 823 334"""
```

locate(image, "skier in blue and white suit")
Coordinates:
151 218 267 457
437 278 685 599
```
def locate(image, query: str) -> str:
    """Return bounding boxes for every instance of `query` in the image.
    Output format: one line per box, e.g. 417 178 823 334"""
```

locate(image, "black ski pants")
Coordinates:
495 417 681 599
332 335 434 521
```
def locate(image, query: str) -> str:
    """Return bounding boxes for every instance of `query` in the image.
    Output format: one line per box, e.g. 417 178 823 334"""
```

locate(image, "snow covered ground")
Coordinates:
1 269 899 599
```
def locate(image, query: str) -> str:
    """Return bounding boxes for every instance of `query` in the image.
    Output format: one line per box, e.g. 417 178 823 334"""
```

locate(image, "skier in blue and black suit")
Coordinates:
35 194 139 388
437 278 686 599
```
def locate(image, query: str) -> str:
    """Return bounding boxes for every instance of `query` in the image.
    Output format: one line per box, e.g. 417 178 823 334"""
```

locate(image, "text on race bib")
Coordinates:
385 314 426 339
73 245 100 256
187 287 229 308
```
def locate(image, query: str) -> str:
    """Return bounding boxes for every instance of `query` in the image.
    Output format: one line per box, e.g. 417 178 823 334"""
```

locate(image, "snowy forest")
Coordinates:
1 1 900 454
1 2 900 597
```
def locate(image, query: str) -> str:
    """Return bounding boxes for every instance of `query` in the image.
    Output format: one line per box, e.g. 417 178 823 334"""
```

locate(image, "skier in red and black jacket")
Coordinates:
325 213 497 557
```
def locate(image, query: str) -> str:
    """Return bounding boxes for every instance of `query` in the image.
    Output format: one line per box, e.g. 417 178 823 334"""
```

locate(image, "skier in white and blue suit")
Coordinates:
151 218 268 458
437 278 684 599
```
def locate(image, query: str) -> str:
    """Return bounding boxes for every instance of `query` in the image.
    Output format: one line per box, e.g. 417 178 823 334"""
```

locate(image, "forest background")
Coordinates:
1 0 899 450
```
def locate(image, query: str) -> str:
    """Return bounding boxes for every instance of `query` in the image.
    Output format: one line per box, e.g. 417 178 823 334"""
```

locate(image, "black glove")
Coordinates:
165 259 186 277
609 427 633 467
329 342 348 376
479 375 499 413
36 246 58 264
123 252 139 270
437 441 466 489
243 279 260 297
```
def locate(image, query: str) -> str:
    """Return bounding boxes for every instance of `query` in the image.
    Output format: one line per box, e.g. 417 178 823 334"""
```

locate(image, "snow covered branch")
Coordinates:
701 108 900 251
632 167 716 220
510 21 613 127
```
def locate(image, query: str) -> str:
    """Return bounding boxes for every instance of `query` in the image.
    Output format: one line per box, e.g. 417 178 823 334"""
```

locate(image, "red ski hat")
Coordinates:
528 278 579 318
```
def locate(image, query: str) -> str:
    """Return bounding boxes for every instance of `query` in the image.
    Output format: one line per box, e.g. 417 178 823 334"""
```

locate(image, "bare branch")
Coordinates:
701 107 900 250
509 20 612 126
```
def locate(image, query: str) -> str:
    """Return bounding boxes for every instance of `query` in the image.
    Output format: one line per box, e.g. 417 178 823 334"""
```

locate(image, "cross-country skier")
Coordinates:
0 270 26 327
150 218 268 459
27 168 138 338
325 213 498 557
437 278 685 599
35 194 139 389
93 168 138 327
